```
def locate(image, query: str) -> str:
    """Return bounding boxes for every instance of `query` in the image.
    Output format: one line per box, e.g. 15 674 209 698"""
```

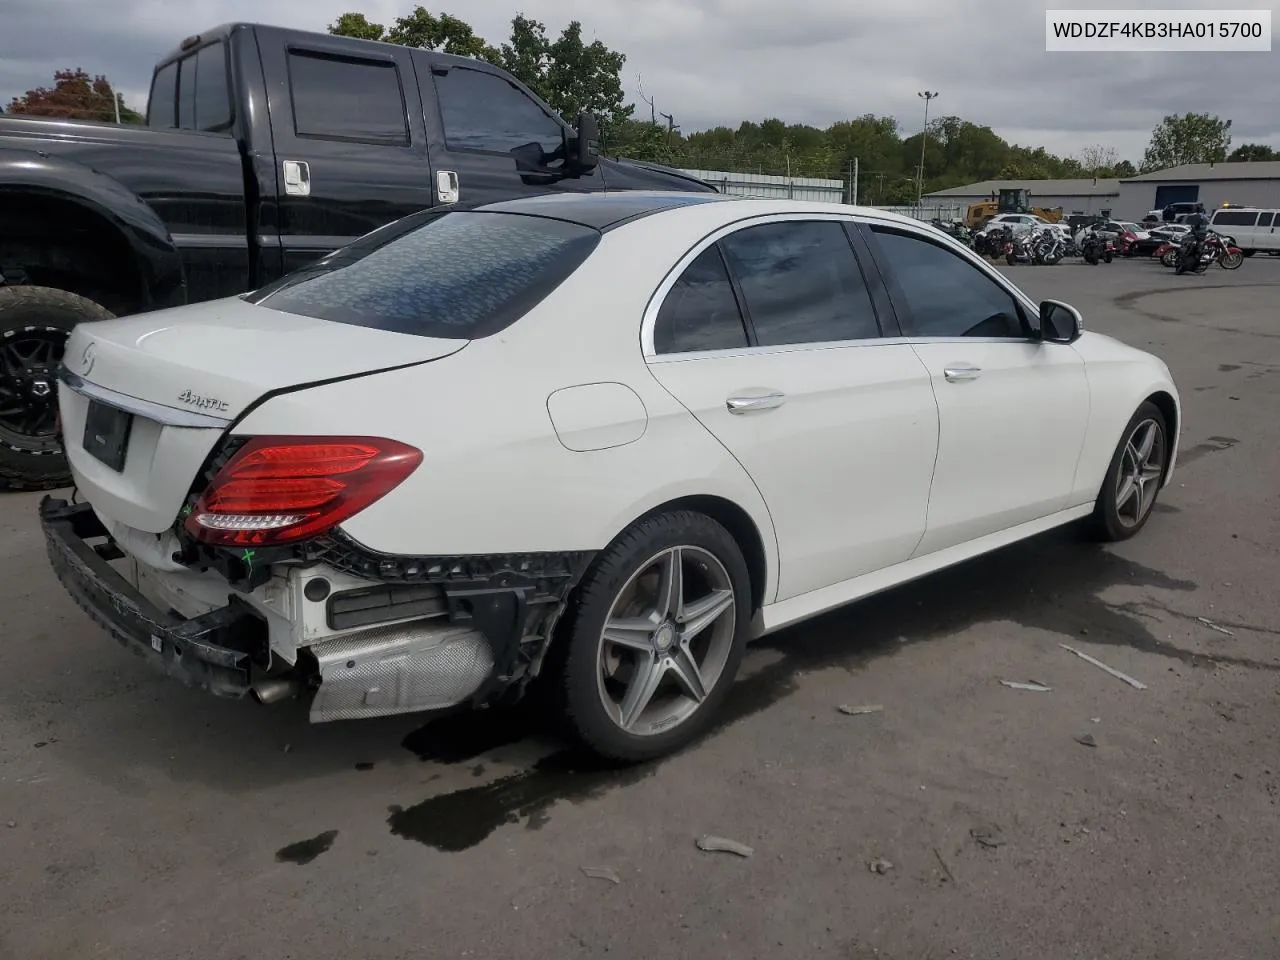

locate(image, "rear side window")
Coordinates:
177 57 196 128
434 66 564 155
1212 211 1259 227
1258 212 1275 227
288 51 408 144
720 220 880 345
654 247 748 354
148 62 178 128
255 212 600 339
192 42 231 129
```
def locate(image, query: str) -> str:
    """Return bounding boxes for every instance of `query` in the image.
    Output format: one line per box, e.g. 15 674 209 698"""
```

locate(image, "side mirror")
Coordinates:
567 111 600 173
1039 299 1083 344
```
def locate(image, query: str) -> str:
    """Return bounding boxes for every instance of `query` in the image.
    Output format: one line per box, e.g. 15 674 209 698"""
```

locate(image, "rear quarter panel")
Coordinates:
1070 332 1181 502
232 216 780 599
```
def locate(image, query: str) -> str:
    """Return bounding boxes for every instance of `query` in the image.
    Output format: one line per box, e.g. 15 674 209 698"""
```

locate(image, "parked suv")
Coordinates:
1208 208 1280 257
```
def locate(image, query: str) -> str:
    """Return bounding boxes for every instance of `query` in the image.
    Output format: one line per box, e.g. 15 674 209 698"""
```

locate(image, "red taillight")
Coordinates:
184 436 422 547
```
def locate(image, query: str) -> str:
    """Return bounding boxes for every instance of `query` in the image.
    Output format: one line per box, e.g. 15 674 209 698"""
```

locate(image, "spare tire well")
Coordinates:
0 193 145 315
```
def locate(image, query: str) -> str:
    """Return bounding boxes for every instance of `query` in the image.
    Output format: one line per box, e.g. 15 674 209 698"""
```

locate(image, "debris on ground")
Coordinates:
282 744 292 754
837 704 884 716
969 826 1005 849
1074 733 1098 748
999 680 1052 692
696 835 754 858
1059 643 1148 690
5 821 15 829
1196 616 1235 637
581 866 621 885
932 847 956 883
868 857 893 875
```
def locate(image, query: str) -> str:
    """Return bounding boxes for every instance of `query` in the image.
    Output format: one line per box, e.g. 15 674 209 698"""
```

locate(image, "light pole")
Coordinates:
915 91 939 208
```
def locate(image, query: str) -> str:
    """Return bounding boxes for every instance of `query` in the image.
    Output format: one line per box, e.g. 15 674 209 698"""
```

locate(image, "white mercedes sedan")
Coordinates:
42 193 1180 762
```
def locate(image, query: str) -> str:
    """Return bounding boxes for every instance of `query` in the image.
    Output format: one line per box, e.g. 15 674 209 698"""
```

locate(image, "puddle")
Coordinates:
276 829 338 865
1179 435 1239 465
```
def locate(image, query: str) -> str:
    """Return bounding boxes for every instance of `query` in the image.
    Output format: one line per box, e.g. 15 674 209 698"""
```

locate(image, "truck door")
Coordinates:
255 28 436 274
413 53 605 209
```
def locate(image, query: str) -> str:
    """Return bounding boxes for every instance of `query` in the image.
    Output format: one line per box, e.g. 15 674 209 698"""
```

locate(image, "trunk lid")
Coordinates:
59 296 466 535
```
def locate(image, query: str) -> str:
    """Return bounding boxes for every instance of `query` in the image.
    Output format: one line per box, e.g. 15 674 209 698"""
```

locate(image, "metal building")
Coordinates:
1116 162 1280 220
921 178 1121 216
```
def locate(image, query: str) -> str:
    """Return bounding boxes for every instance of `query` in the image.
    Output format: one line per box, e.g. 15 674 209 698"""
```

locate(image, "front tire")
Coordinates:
1088 401 1169 542
0 286 114 490
558 510 752 762
1220 251 1244 270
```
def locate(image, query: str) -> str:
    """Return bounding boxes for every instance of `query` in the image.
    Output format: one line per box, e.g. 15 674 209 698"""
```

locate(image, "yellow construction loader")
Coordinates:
964 188 1064 229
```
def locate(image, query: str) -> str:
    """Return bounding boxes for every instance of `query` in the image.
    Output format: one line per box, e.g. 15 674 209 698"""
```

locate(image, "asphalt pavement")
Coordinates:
2 255 1279 960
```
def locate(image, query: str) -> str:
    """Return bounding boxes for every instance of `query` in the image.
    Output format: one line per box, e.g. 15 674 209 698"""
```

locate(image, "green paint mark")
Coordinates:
181 504 193 517
242 548 256 575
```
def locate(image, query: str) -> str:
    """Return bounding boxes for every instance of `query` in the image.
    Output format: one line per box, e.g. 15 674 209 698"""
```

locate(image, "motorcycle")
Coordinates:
1168 232 1245 273
1114 229 1141 257
972 226 1011 259
1030 227 1065 265
1079 229 1114 265
1004 231 1036 265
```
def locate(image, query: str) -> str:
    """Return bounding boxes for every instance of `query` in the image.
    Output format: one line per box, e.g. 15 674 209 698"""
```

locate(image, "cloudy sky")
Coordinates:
2 0 1276 164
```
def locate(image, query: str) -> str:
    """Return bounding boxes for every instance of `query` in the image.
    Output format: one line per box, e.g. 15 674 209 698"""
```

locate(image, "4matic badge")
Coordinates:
177 389 230 413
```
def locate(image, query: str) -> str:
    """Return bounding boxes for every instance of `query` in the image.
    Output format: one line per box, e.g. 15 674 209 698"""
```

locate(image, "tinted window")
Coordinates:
871 227 1026 339
177 56 196 129
1258 212 1274 227
148 63 177 128
435 67 563 155
193 42 231 129
720 221 879 346
288 51 408 144
654 247 748 354
1212 211 1259 226
256 212 599 339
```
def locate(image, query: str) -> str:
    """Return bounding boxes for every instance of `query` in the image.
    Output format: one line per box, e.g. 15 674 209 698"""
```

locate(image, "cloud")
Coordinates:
2 0 1275 165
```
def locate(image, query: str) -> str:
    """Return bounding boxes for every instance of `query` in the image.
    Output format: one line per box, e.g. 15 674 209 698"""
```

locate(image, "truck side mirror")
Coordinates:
568 112 600 173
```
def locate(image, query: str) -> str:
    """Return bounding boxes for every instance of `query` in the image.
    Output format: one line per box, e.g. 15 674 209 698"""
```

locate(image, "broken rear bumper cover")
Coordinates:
40 497 266 698
40 497 599 718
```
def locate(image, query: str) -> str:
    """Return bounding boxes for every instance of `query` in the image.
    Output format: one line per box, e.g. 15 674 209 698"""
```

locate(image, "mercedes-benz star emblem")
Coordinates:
80 342 95 376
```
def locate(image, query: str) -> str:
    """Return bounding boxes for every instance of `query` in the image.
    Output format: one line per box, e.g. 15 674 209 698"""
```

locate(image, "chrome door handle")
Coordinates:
726 391 786 413
943 365 982 382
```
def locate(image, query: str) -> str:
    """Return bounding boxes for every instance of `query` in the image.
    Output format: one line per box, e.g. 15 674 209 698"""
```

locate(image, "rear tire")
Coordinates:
0 286 114 491
1006 252 1017 266
558 510 752 763
1087 401 1169 542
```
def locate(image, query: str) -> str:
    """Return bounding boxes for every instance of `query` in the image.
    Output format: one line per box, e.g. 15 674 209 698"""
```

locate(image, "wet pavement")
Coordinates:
2 257 1279 959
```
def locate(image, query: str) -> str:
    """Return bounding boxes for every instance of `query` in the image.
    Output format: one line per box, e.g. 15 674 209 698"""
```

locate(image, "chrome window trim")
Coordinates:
640 210 1048 362
57 367 233 429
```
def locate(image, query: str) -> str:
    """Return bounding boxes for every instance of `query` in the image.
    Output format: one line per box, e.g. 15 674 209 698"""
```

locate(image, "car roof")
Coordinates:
475 191 738 230
472 192 932 233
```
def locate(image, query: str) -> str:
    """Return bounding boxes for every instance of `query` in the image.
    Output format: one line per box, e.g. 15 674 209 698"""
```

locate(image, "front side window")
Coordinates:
254 211 599 339
1258 212 1275 227
148 62 178 128
288 51 408 144
719 220 880 346
870 226 1027 339
1212 211 1259 227
654 247 748 354
434 67 563 156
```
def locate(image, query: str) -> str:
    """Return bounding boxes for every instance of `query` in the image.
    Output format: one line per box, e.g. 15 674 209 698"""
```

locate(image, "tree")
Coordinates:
1077 144 1120 173
1227 143 1278 162
328 12 387 40
1141 113 1231 172
6 68 143 123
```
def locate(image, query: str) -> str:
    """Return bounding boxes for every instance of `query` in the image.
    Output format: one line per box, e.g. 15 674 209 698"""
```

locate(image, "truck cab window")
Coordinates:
177 57 196 128
434 66 564 156
193 42 231 130
287 51 409 145
148 62 178 128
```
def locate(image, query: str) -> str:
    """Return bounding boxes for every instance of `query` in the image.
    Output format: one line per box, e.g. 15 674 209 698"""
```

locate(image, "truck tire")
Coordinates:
0 286 113 490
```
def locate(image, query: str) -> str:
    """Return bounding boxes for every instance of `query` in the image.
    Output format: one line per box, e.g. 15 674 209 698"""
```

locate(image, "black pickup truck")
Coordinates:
0 22 713 488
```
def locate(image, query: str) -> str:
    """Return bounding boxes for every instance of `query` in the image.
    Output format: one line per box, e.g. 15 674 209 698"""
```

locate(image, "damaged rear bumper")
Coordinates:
39 497 267 698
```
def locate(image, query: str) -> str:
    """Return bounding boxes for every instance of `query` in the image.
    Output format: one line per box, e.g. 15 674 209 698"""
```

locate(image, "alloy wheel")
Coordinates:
0 326 64 450
1114 418 1165 528
595 545 736 737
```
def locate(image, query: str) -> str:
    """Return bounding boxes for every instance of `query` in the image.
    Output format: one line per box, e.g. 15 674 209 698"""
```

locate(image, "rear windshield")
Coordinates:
253 211 601 339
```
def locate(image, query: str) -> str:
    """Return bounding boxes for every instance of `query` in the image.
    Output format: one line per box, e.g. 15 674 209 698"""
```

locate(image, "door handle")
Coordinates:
726 391 786 414
943 365 982 382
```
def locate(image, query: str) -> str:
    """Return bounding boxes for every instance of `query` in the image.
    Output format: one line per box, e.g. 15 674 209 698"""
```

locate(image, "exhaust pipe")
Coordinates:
251 677 302 705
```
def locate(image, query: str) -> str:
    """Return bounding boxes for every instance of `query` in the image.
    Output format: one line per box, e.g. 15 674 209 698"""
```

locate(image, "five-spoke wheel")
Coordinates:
560 511 750 761
1091 401 1169 541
